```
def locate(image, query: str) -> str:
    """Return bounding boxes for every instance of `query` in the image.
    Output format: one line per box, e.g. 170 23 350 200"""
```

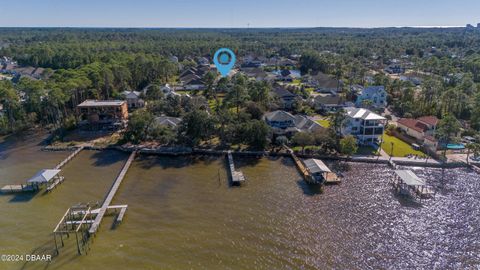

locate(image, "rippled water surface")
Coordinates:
1 135 479 270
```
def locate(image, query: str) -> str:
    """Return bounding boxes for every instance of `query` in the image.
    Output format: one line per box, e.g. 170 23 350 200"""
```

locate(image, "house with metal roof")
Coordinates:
341 107 386 145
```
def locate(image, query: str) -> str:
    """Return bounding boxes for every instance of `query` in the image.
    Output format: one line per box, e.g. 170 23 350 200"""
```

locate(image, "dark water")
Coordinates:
1 135 480 269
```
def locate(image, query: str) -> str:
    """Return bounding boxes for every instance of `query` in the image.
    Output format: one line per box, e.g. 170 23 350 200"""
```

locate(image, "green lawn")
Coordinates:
381 132 426 157
316 119 331 128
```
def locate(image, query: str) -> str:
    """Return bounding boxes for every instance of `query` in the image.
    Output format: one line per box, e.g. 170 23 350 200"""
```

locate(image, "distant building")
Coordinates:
384 65 405 74
154 116 182 129
177 64 217 91
305 72 339 94
77 100 128 127
122 91 145 109
272 87 298 109
356 86 387 109
263 110 324 136
169 56 179 63
311 94 345 112
241 67 270 81
197 57 210 66
342 107 386 145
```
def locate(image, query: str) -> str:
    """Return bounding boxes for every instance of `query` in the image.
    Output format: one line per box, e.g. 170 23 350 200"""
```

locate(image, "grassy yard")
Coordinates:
316 119 331 128
381 132 426 157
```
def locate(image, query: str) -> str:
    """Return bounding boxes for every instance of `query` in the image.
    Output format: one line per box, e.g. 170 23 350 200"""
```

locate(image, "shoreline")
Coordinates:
41 144 474 169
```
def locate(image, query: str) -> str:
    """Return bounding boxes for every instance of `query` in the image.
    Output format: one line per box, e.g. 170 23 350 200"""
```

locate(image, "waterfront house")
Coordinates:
397 116 439 151
342 107 386 145
397 116 438 141
122 91 145 109
263 110 324 136
77 100 128 127
355 86 387 109
272 87 298 109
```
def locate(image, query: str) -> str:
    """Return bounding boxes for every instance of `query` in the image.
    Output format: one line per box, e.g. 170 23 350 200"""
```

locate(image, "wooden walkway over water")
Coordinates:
89 151 136 234
53 151 135 255
227 151 245 185
54 146 84 170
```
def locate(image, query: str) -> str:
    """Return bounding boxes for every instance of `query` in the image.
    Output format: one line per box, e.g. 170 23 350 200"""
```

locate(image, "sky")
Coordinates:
2 0 479 28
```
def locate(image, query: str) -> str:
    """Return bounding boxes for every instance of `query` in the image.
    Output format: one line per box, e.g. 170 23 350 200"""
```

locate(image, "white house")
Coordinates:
342 107 386 145
355 86 387 109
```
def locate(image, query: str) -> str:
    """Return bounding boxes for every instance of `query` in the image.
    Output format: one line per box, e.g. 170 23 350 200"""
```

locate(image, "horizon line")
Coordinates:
0 25 468 30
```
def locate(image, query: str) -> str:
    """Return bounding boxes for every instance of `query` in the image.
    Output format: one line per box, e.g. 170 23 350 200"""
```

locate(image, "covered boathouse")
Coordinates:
392 170 435 200
303 159 340 184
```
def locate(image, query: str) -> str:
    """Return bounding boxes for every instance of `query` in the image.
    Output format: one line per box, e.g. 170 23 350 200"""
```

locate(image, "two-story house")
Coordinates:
355 86 387 109
342 107 386 145
122 91 145 109
397 116 439 151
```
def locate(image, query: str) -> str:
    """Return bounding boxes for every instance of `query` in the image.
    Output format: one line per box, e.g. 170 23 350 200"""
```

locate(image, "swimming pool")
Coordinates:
447 143 465 150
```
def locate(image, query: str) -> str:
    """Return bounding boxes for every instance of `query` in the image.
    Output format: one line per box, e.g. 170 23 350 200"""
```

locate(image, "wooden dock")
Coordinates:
46 176 65 192
54 146 84 170
392 170 436 200
227 151 245 185
286 147 340 185
89 151 136 234
286 148 314 183
0 184 37 193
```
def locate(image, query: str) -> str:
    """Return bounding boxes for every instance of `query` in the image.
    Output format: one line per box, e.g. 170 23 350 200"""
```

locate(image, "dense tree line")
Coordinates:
0 27 479 144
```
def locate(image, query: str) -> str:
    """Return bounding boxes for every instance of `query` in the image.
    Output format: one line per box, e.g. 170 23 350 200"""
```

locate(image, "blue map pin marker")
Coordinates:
213 48 236 77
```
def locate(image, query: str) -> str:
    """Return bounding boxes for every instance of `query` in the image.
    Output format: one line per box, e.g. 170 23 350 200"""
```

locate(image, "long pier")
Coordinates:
227 151 245 185
89 151 136 234
55 146 84 170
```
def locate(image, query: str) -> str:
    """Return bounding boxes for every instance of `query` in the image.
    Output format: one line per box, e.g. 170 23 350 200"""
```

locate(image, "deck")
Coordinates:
0 184 37 193
54 146 84 170
227 151 245 185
